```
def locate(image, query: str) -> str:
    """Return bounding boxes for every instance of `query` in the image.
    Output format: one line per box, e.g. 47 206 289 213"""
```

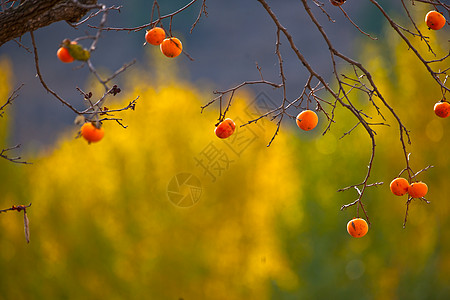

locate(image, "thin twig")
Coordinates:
30 31 81 115
0 144 30 164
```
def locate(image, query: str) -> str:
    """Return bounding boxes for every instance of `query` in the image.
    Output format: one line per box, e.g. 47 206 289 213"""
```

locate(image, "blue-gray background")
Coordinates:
0 0 400 150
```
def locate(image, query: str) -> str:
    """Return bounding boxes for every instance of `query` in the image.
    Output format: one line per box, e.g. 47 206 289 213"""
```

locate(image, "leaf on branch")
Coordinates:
63 39 91 61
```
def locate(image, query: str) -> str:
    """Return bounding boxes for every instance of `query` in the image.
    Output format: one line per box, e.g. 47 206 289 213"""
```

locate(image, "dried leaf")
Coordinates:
23 211 30 243
74 115 86 125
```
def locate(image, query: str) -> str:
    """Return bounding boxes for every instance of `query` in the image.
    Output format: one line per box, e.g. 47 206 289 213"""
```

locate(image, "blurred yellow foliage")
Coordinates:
0 56 302 299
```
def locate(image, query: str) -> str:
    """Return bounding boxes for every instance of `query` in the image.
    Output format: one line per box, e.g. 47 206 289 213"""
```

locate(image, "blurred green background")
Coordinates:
1 3 450 300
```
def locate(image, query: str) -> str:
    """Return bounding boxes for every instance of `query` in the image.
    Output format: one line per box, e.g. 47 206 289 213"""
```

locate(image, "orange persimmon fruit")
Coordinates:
215 118 236 139
347 218 369 238
160 37 183 58
408 181 428 198
296 110 318 131
330 0 346 6
81 122 104 143
145 27 166 46
390 177 410 196
425 11 446 30
57 46 74 63
434 101 450 118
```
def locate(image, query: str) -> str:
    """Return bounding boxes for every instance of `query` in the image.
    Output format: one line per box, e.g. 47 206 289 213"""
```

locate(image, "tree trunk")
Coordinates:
0 0 97 46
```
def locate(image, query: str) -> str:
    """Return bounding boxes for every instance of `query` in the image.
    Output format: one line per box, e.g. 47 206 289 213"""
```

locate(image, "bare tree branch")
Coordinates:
0 83 23 117
0 144 30 164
